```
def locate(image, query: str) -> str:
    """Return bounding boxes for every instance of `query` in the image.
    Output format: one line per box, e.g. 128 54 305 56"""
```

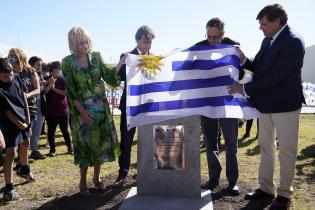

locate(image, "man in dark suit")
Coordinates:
114 25 155 186
195 18 243 196
228 4 305 210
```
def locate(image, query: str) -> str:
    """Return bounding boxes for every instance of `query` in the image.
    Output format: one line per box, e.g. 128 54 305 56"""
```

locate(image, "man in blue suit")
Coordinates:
228 4 305 210
114 26 155 186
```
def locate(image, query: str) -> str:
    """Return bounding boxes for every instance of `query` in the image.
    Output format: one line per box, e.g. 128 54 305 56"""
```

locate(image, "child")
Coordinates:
0 58 30 201
8 48 38 181
45 61 73 156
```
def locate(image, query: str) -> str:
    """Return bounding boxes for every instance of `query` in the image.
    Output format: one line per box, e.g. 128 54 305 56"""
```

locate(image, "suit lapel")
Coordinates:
256 26 290 65
256 38 271 64
130 48 139 55
130 48 151 55
269 25 290 50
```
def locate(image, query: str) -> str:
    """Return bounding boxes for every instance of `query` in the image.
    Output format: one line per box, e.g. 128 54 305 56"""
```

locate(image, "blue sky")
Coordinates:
1 0 315 62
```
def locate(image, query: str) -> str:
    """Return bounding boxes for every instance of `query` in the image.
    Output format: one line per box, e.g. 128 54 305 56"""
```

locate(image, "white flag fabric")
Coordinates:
126 45 260 129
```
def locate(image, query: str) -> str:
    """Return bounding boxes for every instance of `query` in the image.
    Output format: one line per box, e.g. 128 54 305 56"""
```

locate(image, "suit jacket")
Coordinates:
243 25 305 113
195 37 245 80
118 48 152 111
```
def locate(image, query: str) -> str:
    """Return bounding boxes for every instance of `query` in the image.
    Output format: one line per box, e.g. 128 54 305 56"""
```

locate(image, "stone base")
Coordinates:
118 187 213 210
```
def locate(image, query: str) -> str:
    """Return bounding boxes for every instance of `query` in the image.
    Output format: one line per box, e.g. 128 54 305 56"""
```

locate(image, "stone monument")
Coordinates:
119 116 213 210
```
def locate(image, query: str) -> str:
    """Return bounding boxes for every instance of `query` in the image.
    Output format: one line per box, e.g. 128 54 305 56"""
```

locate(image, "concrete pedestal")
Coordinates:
119 116 212 209
119 187 213 210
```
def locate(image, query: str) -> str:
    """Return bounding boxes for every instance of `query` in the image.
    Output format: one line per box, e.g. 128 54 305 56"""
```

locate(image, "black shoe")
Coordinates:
47 152 56 157
30 150 46 160
244 189 275 200
16 166 36 182
14 163 21 171
201 179 219 190
113 173 127 187
226 184 240 196
67 149 73 155
268 195 290 210
47 149 56 157
2 188 22 202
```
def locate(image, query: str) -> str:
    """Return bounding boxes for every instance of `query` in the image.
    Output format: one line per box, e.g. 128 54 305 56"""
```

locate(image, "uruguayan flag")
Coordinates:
126 45 260 129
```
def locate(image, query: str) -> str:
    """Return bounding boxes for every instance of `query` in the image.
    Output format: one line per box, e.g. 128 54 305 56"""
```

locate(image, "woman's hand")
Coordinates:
73 100 93 124
115 54 127 72
18 122 29 130
79 109 93 124
228 84 244 95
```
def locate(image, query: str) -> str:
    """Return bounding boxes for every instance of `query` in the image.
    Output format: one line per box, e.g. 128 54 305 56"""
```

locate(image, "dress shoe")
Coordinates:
226 184 240 196
113 173 127 186
268 195 290 210
201 179 219 190
244 189 275 200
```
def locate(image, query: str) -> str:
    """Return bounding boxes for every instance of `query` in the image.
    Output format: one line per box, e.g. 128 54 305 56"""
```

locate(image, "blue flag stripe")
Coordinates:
184 44 235 51
129 76 236 96
172 54 239 71
128 96 253 117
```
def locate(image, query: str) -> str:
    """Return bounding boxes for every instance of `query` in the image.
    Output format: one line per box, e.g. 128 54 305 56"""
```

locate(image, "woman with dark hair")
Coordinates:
7 48 39 181
28 56 46 160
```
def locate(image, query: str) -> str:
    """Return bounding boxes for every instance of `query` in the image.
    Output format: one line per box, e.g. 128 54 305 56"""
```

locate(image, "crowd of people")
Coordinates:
0 3 304 210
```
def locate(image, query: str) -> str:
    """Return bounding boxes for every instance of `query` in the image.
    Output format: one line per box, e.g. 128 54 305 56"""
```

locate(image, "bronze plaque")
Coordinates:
153 125 185 170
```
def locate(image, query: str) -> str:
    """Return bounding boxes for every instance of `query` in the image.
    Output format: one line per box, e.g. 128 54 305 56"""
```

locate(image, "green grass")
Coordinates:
0 114 314 209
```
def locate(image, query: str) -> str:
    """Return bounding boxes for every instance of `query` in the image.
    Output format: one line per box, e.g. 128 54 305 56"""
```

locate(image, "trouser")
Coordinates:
201 117 239 186
245 119 259 136
30 105 45 151
258 109 300 199
118 109 136 176
46 116 72 153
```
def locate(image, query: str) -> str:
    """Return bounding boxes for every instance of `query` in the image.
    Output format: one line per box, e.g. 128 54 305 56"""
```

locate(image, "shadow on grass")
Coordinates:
212 188 274 210
238 137 257 148
39 133 63 140
245 145 260 156
38 139 68 150
240 198 274 210
296 144 315 182
37 182 136 210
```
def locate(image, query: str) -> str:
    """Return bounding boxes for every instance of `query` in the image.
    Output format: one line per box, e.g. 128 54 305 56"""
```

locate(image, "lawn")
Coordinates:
0 114 314 210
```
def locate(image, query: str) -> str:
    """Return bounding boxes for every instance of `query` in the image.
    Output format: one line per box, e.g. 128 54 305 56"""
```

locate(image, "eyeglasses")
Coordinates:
205 33 223 41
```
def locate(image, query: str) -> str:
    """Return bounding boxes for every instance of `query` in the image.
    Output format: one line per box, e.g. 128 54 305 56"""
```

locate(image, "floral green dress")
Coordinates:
62 52 120 167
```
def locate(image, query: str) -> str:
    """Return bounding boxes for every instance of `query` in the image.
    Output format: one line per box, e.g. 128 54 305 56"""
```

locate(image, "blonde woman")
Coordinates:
8 48 40 181
62 27 125 196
